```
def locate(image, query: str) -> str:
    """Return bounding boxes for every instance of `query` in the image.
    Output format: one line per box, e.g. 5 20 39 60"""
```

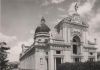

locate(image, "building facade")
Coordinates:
19 6 97 70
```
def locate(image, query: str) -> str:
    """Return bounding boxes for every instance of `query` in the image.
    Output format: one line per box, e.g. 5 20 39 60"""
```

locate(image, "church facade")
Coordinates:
19 7 97 70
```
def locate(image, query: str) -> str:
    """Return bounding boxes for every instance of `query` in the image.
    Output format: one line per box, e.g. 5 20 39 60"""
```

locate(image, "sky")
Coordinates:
0 0 100 62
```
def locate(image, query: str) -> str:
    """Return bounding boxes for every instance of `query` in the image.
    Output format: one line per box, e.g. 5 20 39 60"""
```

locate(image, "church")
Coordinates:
19 2 97 70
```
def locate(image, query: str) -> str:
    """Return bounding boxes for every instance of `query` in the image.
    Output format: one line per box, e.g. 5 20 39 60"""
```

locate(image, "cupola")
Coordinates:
35 17 50 34
34 17 50 41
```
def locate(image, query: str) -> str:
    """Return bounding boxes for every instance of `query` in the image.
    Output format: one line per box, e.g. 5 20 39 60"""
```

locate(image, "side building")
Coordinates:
19 12 97 70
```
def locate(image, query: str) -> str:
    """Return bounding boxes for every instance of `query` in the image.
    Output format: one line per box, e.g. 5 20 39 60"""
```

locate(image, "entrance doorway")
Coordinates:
56 58 61 70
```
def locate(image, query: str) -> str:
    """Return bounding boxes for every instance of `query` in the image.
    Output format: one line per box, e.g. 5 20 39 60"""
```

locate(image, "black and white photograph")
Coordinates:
0 0 100 70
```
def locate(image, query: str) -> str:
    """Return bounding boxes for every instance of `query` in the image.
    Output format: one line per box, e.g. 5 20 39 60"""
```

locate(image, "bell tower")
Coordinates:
54 0 88 45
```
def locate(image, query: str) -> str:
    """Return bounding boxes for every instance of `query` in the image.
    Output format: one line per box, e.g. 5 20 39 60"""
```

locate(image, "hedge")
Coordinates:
57 61 100 70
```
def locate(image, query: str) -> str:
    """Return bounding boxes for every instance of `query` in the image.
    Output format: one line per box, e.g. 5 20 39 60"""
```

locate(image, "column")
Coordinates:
54 57 56 70
48 49 54 70
61 58 63 63
63 25 67 43
68 28 71 43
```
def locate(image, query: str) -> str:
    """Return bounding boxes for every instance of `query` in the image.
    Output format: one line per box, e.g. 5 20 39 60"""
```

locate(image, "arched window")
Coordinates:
72 36 81 54
73 36 80 43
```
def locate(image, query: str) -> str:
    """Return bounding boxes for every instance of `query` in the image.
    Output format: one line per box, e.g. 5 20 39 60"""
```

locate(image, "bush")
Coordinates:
57 61 100 70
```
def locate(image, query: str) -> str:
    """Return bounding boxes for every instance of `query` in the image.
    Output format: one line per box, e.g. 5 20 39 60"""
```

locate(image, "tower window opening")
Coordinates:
90 52 93 55
74 58 81 62
46 52 48 55
88 58 94 62
40 58 43 65
56 51 61 54
44 39 48 43
72 36 81 55
73 45 77 54
73 39 77 42
38 39 41 42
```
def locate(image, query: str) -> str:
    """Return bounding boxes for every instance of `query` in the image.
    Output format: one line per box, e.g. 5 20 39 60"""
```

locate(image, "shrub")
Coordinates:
57 61 100 70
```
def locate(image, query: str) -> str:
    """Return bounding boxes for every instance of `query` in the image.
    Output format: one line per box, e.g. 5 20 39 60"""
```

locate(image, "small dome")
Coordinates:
35 17 50 33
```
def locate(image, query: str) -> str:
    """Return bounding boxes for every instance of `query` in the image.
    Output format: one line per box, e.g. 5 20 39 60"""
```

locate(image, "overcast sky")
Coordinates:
0 0 100 62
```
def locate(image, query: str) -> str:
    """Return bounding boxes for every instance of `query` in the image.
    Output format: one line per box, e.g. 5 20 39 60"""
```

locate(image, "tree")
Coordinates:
0 42 10 70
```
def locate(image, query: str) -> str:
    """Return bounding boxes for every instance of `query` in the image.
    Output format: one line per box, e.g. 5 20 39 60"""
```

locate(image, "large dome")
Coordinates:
35 17 50 33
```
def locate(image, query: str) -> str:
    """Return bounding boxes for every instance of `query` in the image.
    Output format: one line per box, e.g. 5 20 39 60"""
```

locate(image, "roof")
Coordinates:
55 13 88 31
53 33 63 41
83 44 97 50
8 61 19 65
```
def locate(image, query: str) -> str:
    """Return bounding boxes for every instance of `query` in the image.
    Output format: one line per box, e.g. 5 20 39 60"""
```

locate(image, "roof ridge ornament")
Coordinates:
68 0 80 15
74 0 80 13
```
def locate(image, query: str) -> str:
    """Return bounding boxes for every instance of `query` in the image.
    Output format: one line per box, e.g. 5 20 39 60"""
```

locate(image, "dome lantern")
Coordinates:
41 17 45 24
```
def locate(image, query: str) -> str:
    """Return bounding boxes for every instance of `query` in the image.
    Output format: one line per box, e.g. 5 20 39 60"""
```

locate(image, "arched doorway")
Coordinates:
72 36 81 54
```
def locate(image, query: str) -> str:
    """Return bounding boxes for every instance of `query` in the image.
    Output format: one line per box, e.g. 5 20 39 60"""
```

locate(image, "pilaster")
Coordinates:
48 49 54 70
